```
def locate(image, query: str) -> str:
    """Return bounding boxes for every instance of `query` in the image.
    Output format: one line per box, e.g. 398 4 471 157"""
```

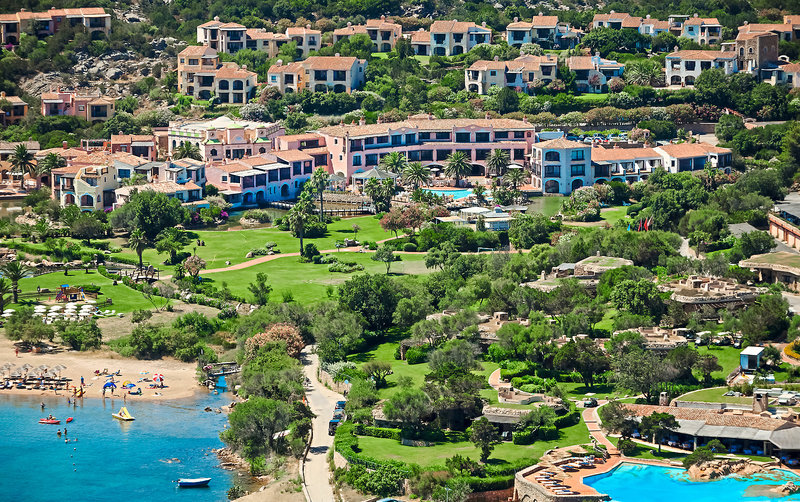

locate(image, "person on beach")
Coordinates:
41 402 45 410
57 430 61 437
64 428 67 436
15 347 18 357
80 376 84 386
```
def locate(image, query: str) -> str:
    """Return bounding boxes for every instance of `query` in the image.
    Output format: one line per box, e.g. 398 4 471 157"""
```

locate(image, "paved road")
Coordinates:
300 346 343 502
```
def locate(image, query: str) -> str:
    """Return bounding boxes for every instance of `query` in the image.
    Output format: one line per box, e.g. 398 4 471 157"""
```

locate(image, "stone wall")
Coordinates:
318 368 352 394
467 487 513 502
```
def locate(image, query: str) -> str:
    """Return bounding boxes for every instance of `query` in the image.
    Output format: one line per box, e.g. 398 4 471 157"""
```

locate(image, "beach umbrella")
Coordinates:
5 309 14 313
103 381 116 389
49 305 61 310
87 300 96 304
153 374 164 383
1 313 12 317
21 363 32 370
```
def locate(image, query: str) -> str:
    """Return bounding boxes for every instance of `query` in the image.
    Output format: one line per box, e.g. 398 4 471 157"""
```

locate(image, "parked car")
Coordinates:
335 400 346 410
328 419 340 435
501 430 513 441
583 397 598 408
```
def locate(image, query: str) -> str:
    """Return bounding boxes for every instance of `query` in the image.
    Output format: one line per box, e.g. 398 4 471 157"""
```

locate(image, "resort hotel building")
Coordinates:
314 115 536 180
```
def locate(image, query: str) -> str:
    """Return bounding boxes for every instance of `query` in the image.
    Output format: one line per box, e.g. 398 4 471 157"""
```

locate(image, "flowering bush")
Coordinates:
245 323 305 359
560 186 601 222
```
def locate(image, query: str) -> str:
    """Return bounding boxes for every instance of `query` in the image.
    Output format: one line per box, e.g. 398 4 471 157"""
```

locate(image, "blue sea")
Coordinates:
0 392 237 502
585 462 800 501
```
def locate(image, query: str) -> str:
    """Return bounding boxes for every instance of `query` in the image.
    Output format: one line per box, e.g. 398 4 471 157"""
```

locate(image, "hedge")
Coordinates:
460 475 514 492
353 424 402 441
786 342 800 361
554 409 581 429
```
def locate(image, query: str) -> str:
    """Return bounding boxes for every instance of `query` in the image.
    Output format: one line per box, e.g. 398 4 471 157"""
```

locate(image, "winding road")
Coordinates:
300 346 343 502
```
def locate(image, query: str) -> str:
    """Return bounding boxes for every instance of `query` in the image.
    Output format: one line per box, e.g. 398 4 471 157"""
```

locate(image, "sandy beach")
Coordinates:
0 337 204 401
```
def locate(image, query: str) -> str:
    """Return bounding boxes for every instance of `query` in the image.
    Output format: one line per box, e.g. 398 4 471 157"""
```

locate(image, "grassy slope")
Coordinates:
212 252 430 304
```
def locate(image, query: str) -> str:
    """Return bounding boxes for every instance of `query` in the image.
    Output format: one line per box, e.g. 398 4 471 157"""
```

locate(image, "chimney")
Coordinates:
538 12 543 16
646 14 651 19
610 10 615 14
522 116 528 123
214 16 219 21
62 141 68 149
335 52 340 57
659 392 669 406
428 113 434 120
359 117 366 125
306 23 311 29
118 130 123 135
493 55 499 61
380 15 385 20
347 21 352 27
276 59 283 66
482 21 487 27
485 112 490 119
242 65 247 70
0 91 5 98
514 17 518 22
673 45 678 52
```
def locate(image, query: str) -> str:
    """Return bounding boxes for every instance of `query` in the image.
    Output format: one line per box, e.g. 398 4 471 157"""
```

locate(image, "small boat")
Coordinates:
112 406 135 421
66 417 73 423
39 419 60 424
177 478 211 488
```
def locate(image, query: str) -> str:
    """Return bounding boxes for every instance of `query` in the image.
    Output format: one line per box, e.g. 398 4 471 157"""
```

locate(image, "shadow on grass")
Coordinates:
566 384 615 397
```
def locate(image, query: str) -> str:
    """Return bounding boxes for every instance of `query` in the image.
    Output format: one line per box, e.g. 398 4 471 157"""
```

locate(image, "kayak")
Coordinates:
66 417 73 423
177 478 211 488
39 419 60 424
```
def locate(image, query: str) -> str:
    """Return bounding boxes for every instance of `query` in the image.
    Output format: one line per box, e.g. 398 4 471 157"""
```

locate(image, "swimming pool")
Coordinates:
585 462 800 501
422 188 474 199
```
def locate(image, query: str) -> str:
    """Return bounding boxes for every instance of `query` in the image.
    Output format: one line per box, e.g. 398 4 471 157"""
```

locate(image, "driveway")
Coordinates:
300 346 343 502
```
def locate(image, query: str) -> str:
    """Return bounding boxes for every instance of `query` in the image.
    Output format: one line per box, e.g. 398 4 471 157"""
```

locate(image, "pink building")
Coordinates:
206 154 313 207
110 134 158 161
41 88 116 122
315 115 536 180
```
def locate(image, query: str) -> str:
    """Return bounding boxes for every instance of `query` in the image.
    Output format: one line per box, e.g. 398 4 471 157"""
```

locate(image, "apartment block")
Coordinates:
177 45 258 103
333 16 403 52
206 154 313 207
591 12 669 36
681 16 722 45
506 13 580 49
40 88 116 122
167 116 285 162
568 55 624 93
51 151 148 210
430 20 491 56
267 55 367 94
316 116 535 180
0 92 27 124
409 29 431 56
465 54 558 94
733 31 779 74
286 26 321 57
531 136 732 195
665 50 737 86
0 7 110 45
110 134 158 161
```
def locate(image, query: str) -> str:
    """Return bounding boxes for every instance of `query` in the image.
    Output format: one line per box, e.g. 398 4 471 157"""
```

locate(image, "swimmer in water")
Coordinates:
57 429 62 437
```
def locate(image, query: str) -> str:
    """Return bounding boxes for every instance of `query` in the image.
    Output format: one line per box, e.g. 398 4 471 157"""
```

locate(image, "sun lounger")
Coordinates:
555 490 576 495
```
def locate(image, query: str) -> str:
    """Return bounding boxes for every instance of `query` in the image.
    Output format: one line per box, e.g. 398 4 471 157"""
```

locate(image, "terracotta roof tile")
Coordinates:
684 17 720 26
656 142 731 158
214 63 257 79
303 56 362 71
273 149 313 162
623 404 791 432
534 137 586 149
179 45 218 57
590 146 660 161
430 20 489 33
411 30 430 43
666 50 734 61
286 26 321 36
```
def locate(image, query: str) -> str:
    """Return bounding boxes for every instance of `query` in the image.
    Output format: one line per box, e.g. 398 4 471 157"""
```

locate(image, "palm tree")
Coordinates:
486 149 510 178
625 60 662 87
10 144 34 186
174 141 202 161
401 162 431 190
0 260 32 303
0 277 10 314
504 168 526 191
473 185 488 205
286 192 314 255
32 218 49 243
379 151 407 174
310 167 330 218
36 153 66 189
444 151 471 187
128 228 148 269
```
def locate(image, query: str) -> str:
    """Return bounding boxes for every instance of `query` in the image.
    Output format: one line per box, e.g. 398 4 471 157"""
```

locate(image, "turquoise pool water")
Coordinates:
422 188 474 199
585 462 800 501
0 392 236 501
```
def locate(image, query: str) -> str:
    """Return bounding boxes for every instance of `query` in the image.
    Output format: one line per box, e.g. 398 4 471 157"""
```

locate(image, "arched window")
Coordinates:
544 151 560 162
210 149 218 157
218 80 229 90
571 179 583 191
544 180 559 193
233 80 244 90
80 194 93 206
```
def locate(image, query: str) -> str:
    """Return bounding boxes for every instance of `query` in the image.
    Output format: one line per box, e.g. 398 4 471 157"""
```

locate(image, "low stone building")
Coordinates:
614 326 688 353
740 251 800 292
658 275 764 310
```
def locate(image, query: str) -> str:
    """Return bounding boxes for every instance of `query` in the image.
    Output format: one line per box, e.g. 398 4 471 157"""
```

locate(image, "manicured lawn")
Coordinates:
113 215 389 270
207 252 430 305
526 196 564 217
599 206 630 225
372 52 430 65
574 93 609 102
608 437 686 461
356 418 590 468
693 345 741 380
677 387 752 405
13 270 169 313
559 382 628 401
594 309 617 332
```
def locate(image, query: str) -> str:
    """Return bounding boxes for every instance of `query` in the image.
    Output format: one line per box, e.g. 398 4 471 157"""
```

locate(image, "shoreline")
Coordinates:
0 337 206 402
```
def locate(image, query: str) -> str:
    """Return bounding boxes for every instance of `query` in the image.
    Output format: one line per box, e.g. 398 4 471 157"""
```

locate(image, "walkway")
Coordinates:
299 346 342 502
582 402 618 454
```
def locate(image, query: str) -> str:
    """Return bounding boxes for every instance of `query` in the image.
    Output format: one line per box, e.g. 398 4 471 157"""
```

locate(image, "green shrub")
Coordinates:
405 346 427 364
617 438 637 455
403 242 417 252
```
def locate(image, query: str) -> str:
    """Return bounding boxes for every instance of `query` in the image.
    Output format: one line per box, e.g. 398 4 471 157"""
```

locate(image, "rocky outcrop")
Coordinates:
687 459 767 481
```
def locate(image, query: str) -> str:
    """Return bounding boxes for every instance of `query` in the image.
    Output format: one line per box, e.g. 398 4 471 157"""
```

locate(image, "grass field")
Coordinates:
208 252 430 304
372 52 430 65
112 215 389 270
574 93 609 103
12 270 169 313
677 387 752 405
527 197 564 217
356 418 590 468
607 437 686 461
